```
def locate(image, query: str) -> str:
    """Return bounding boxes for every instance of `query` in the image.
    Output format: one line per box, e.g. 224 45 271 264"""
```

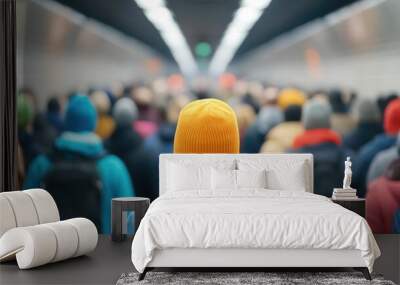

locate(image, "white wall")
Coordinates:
16 0 173 109
233 0 400 98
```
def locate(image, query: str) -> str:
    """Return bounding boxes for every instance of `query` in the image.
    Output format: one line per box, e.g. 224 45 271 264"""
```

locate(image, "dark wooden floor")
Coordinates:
0 235 398 284
373 234 400 284
0 235 134 285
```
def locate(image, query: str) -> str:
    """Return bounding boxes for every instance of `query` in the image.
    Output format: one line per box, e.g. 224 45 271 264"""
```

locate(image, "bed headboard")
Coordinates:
159 154 313 195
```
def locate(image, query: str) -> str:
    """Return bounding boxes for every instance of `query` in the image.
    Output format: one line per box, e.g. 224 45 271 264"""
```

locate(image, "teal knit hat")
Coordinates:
64 94 97 133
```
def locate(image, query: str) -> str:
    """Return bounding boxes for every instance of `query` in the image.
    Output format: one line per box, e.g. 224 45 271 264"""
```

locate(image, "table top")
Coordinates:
0 235 133 285
112 197 150 202
331 198 366 202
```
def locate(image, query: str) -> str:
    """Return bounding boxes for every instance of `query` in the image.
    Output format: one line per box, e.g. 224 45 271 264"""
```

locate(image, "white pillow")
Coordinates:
211 169 268 190
236 169 267 189
167 162 211 191
211 168 236 190
237 159 308 191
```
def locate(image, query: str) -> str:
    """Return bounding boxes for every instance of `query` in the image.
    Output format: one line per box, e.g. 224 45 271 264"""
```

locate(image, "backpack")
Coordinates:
43 149 103 230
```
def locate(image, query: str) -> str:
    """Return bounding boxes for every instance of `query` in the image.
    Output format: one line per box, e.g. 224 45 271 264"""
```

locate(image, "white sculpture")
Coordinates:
343 157 353 189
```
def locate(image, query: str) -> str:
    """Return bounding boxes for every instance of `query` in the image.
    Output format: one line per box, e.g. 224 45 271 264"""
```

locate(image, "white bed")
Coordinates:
131 154 380 280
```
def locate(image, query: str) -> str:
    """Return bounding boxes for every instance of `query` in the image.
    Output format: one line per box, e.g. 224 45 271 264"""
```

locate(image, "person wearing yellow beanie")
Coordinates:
90 90 115 140
277 88 306 110
174 99 240 153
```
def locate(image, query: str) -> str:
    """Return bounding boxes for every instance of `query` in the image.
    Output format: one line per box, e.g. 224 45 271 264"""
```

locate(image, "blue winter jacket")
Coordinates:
144 123 175 155
343 122 382 152
140 123 176 201
353 134 397 196
46 111 64 134
24 132 134 234
242 107 283 154
394 209 400 234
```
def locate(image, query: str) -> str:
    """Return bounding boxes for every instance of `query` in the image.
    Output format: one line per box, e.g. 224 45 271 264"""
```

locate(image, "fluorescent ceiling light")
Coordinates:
241 0 272 10
145 7 172 26
135 0 198 76
136 0 165 10
209 0 271 76
235 7 263 26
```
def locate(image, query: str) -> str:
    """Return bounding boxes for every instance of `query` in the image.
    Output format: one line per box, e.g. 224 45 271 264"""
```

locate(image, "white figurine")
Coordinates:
343 156 353 189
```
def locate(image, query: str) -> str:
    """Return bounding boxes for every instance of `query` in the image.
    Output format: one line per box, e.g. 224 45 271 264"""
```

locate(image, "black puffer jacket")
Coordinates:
294 143 352 197
106 124 158 201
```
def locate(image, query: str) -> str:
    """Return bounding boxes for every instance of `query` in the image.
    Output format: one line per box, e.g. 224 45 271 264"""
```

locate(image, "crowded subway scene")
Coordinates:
1 0 400 284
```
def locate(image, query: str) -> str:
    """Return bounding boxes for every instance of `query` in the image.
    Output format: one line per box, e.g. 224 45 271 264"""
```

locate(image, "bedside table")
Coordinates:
111 197 150 242
331 198 365 218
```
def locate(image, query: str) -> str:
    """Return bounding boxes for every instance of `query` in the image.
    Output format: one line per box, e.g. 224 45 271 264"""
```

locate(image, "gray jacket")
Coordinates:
367 134 400 183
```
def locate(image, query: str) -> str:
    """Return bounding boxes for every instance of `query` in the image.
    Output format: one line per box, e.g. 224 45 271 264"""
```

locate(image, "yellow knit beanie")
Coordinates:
174 99 240 153
277 88 306 110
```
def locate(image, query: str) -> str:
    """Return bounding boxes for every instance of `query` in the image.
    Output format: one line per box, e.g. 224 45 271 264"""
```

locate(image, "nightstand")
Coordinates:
111 197 150 242
331 198 365 218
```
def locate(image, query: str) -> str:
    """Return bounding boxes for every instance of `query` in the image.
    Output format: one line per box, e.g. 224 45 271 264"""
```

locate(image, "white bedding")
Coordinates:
131 190 380 273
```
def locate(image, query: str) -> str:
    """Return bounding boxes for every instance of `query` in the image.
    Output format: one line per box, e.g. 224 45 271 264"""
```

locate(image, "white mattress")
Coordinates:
131 190 380 273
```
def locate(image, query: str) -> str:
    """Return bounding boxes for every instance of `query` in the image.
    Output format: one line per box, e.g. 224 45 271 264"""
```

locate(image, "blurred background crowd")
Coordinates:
11 0 400 236
16 76 400 234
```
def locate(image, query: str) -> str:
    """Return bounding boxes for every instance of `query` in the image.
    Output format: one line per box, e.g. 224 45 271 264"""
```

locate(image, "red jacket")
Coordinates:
292 128 341 149
366 177 400 233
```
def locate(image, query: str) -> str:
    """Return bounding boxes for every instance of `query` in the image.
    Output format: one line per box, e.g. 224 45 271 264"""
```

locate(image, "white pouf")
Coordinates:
0 218 98 269
24 188 60 224
0 196 17 237
0 189 60 237
1 191 40 227
0 189 98 269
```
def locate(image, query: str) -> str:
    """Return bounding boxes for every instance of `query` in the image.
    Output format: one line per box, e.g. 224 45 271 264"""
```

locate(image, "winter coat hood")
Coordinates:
55 132 105 157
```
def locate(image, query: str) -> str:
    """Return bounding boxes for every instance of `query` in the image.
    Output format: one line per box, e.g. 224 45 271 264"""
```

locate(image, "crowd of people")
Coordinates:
16 77 400 234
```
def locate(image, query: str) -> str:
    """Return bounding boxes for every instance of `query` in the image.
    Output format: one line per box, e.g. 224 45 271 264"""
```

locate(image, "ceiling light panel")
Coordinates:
209 0 272 76
135 0 198 76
